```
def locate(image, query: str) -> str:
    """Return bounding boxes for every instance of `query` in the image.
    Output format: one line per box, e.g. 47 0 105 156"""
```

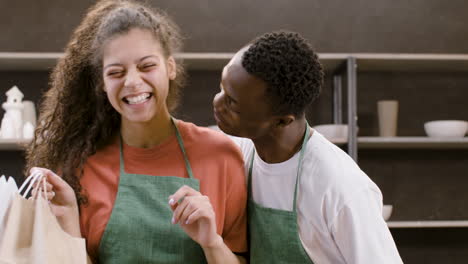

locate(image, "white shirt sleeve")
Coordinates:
226 135 243 148
330 188 403 264
225 135 253 158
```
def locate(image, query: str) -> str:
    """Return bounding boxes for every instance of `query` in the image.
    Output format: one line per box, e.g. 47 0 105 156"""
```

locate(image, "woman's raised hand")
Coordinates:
30 167 82 238
168 185 222 249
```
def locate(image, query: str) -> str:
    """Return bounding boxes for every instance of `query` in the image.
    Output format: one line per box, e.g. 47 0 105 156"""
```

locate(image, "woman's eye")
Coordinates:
141 64 156 70
107 71 123 77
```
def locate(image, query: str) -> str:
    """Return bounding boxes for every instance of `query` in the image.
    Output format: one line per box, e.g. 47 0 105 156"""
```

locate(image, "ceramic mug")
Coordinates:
378 100 399 137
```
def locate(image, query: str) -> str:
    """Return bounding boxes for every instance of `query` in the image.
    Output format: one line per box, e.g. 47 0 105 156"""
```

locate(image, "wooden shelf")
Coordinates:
0 139 31 150
0 52 62 71
182 52 468 72
317 53 349 72
387 220 468 228
0 52 348 72
353 53 468 72
358 137 468 149
179 52 233 71
175 53 347 71
3 52 468 72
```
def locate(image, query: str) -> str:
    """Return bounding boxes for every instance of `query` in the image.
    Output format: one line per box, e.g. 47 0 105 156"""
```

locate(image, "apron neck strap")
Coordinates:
119 117 195 179
248 121 310 212
293 123 310 210
172 118 195 179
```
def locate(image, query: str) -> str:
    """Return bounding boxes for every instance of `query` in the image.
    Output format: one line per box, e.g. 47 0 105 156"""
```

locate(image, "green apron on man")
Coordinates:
98 119 207 263
248 123 314 264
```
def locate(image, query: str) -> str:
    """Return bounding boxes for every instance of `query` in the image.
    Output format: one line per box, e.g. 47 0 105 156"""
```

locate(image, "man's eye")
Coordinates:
225 97 240 113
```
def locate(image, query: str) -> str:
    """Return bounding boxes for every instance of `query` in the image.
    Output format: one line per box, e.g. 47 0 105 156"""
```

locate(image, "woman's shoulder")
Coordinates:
177 120 242 158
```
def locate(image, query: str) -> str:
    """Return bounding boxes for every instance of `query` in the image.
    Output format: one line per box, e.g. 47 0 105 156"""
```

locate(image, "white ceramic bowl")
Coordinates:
382 205 393 221
313 124 360 143
424 120 468 138
313 124 348 143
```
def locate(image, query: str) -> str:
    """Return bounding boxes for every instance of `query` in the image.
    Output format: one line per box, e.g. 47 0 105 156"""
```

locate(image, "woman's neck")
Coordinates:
120 112 175 148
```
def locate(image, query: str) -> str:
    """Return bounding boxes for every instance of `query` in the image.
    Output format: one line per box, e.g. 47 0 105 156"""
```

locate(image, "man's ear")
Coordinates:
275 114 295 128
167 56 177 80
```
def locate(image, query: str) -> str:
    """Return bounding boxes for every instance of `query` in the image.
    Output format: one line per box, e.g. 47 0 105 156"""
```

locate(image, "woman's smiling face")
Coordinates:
101 28 176 124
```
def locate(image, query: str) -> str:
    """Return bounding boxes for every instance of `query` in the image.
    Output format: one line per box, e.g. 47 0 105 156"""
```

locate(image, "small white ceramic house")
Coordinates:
5 86 24 105
1 86 25 139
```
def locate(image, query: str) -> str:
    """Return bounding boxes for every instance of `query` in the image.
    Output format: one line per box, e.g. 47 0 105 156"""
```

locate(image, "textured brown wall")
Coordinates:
1 0 468 53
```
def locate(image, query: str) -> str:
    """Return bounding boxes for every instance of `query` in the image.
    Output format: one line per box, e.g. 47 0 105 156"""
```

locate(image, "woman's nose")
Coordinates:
124 68 143 88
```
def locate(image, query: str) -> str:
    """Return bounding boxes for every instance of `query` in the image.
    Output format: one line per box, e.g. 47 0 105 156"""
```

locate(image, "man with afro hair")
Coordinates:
213 31 402 263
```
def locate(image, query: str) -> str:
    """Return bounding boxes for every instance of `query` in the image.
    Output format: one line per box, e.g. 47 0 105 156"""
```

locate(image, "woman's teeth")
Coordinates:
125 93 151 104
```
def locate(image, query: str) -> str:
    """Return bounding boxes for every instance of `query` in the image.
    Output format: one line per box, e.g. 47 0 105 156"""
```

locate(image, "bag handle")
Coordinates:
18 171 44 198
31 177 48 200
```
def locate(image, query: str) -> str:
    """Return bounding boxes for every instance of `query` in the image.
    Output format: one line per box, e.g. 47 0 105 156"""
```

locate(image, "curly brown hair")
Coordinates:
24 0 185 205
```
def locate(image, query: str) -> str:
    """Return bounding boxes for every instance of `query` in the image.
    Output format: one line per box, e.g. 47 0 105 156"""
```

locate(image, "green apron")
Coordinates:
98 119 207 264
248 124 314 264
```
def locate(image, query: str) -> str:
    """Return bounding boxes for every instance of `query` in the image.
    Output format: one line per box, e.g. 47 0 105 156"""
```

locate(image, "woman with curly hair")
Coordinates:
27 1 247 263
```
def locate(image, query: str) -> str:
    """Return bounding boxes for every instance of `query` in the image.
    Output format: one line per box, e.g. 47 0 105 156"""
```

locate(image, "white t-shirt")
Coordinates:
230 130 403 264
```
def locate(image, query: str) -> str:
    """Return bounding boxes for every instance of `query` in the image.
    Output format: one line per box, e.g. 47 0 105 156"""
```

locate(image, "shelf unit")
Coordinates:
329 53 468 233
329 53 468 160
2 52 468 230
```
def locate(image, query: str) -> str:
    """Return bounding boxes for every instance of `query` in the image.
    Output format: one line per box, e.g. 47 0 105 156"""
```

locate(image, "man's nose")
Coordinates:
213 91 224 110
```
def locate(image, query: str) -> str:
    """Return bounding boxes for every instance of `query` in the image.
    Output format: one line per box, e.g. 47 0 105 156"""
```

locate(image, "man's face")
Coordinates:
213 49 276 139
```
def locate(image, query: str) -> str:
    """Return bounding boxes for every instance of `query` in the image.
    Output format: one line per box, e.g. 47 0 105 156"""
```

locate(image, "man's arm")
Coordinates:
331 188 403 264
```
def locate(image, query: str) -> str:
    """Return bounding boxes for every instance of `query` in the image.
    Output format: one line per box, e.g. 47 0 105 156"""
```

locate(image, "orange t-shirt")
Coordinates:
79 121 247 260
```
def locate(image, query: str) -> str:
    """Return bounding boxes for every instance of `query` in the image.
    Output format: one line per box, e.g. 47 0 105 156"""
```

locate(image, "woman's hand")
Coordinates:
30 167 82 238
168 185 222 249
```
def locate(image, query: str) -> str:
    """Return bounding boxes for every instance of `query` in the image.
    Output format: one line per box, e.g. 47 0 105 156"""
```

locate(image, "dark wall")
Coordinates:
1 0 468 53
1 1 468 263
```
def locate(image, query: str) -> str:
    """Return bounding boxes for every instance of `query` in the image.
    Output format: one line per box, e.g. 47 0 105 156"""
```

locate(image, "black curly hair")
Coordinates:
242 31 324 117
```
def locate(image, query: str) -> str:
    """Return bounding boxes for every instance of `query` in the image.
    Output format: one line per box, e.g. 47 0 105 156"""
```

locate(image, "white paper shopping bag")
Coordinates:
0 173 87 264
0 176 18 237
